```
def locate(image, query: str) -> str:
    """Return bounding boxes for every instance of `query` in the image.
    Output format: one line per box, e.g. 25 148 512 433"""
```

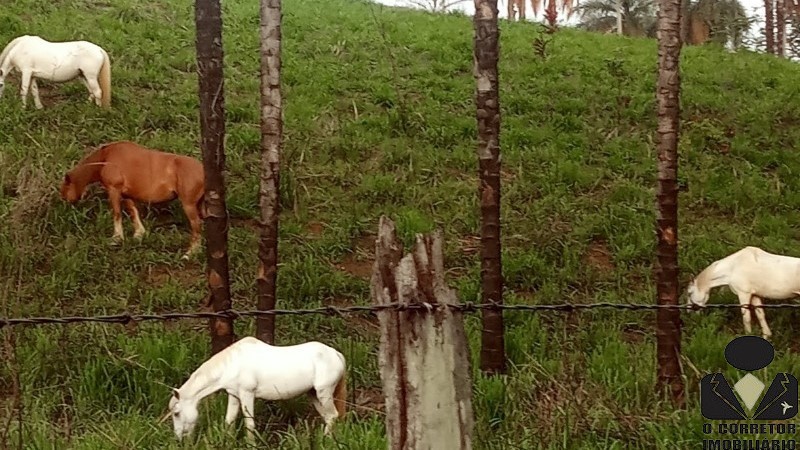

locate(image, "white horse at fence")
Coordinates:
686 246 800 339
159 336 347 443
0 35 111 109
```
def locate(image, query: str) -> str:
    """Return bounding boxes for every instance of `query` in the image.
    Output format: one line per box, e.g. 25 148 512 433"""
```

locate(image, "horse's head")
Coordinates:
686 279 708 312
60 173 82 203
161 389 198 441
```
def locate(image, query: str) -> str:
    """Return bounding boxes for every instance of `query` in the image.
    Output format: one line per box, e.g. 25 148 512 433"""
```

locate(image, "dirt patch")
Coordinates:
584 239 615 273
338 256 373 279
142 262 202 289
42 89 71 105
336 234 376 280
307 221 325 236
2 183 17 198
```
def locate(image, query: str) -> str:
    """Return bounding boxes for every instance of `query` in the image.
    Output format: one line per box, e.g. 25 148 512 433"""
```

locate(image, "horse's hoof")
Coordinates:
133 231 146 241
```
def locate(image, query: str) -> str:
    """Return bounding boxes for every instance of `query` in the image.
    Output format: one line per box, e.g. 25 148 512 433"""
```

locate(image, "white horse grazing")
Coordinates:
160 337 347 443
686 246 800 339
0 35 111 109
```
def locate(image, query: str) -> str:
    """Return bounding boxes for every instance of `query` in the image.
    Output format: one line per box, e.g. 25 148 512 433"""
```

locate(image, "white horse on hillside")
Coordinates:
686 246 800 339
0 35 111 109
160 337 347 443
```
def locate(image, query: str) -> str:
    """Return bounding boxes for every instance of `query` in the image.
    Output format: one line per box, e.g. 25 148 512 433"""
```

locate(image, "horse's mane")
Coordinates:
75 142 118 166
178 344 235 398
0 36 30 70
694 248 757 290
694 261 723 289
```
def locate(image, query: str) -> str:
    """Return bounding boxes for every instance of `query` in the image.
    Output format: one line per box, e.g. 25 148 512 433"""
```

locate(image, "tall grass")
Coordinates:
1 0 800 448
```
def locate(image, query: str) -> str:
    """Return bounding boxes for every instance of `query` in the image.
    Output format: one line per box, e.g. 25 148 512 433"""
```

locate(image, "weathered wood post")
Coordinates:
195 0 235 355
655 0 685 406
473 0 506 376
256 0 282 345
371 216 474 450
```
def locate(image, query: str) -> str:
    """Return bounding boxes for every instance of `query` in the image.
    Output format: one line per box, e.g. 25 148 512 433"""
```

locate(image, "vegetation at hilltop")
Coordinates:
1 0 800 448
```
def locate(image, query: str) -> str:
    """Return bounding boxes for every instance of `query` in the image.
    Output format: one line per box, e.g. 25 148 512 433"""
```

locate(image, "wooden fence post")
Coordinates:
195 0 235 355
654 0 685 406
371 216 474 450
255 0 282 345
473 0 506 376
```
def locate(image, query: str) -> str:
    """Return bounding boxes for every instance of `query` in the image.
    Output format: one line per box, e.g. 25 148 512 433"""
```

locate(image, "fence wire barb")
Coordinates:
2 301 800 329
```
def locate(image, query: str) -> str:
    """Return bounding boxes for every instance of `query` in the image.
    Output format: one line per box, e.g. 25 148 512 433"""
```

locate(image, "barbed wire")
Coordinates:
2 301 800 329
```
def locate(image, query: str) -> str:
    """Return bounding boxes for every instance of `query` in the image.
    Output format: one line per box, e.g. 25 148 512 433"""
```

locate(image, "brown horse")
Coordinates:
60 141 205 259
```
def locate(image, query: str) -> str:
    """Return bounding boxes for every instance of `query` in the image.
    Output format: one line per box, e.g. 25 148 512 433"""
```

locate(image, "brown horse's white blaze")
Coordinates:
60 141 205 259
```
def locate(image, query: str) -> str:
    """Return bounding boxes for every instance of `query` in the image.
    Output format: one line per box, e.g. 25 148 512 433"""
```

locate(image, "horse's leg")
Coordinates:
19 70 32 109
85 76 103 107
518 0 526 20
29 79 43 110
79 76 94 103
750 296 772 339
238 391 257 444
123 199 146 240
307 391 326 431
737 292 753 335
314 387 339 436
180 201 202 260
224 393 240 427
108 189 124 243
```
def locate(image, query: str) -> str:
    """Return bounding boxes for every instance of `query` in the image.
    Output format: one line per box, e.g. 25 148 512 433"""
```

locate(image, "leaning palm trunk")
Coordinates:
257 0 282 345
473 0 506 375
654 0 684 405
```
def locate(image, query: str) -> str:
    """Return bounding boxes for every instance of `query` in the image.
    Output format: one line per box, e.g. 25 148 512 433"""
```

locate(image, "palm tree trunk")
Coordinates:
616 0 624 34
655 0 684 406
777 0 786 56
766 0 776 54
195 0 235 355
473 0 506 375
256 0 282 344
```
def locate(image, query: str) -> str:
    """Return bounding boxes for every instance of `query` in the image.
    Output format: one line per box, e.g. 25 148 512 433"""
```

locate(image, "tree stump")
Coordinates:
371 215 474 450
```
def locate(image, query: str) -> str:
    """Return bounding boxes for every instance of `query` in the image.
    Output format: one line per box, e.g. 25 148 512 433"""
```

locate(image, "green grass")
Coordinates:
2 0 800 448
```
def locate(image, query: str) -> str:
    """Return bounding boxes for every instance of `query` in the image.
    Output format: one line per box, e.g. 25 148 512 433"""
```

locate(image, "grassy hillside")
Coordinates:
2 0 800 448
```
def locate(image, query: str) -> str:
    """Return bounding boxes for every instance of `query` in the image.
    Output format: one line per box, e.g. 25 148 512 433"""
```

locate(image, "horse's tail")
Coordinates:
98 49 111 108
333 360 347 418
